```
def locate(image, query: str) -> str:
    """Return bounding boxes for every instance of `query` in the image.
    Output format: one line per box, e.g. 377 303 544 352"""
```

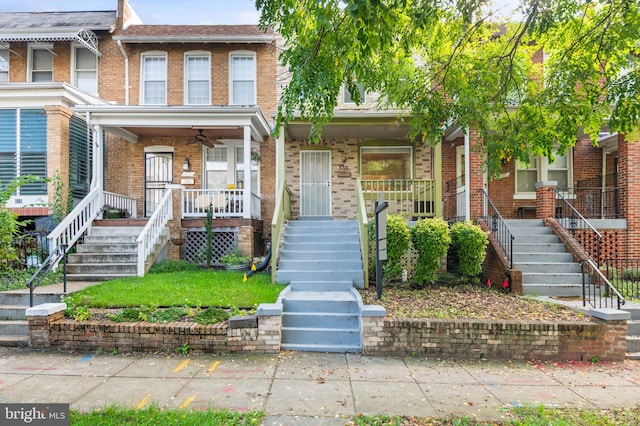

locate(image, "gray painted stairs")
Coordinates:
0 292 61 347
66 224 145 281
507 219 583 297
625 305 640 360
277 220 365 352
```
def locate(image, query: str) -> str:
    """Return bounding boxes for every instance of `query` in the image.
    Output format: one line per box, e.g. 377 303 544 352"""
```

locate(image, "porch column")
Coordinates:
535 181 557 219
434 141 443 218
467 127 485 221
243 125 251 219
91 122 105 208
276 125 285 194
618 134 640 258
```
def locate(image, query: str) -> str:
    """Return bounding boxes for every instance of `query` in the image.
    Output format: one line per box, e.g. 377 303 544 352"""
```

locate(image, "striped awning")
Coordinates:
0 29 101 56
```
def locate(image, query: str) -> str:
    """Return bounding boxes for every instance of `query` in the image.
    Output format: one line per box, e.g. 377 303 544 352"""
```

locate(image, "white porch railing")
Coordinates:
182 188 260 219
47 187 103 255
104 191 138 218
136 188 172 277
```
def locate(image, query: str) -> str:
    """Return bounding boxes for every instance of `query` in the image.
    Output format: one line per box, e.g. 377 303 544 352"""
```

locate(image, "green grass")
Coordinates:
70 406 262 425
68 270 285 308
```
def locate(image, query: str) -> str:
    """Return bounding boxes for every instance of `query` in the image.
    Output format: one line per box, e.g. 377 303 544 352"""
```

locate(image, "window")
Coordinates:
515 149 572 195
73 46 97 95
29 45 53 82
343 83 366 104
141 53 167 104
205 146 228 189
230 53 255 105
0 48 9 82
235 146 258 191
360 146 412 181
185 53 210 104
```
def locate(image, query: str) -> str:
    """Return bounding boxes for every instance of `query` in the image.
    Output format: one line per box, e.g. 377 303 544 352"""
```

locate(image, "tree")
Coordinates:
256 0 640 175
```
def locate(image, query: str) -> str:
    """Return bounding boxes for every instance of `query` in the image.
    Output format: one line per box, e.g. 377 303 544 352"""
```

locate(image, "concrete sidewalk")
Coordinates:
1 348 639 424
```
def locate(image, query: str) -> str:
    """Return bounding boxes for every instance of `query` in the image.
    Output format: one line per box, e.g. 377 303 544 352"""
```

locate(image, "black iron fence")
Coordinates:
557 186 620 219
582 259 625 310
554 189 602 265
604 258 640 299
481 189 514 269
11 230 50 269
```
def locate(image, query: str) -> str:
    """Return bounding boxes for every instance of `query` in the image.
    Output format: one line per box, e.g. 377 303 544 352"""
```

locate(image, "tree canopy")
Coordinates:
256 0 640 175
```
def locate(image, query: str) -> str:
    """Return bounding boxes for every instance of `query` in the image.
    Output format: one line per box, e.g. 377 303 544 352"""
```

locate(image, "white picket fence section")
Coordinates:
104 191 138 218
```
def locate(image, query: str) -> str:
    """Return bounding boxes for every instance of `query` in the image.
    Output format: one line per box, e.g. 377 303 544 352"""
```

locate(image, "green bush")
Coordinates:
449 221 488 282
410 218 451 284
368 214 410 280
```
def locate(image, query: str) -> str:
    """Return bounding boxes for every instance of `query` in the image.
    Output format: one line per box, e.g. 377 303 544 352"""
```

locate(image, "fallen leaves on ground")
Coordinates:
359 283 585 321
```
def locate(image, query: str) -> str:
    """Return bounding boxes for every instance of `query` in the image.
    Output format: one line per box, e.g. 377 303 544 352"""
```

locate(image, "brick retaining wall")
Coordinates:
362 317 627 362
28 305 626 361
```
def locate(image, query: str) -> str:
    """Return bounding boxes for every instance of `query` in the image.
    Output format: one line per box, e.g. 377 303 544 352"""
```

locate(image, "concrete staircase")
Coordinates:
626 304 640 360
66 220 151 281
0 291 61 347
507 219 583 296
276 220 365 352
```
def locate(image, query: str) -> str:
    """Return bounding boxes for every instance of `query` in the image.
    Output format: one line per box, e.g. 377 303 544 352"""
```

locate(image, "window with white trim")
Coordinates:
515 149 572 195
185 52 210 105
0 48 9 82
73 46 97 94
28 45 53 82
230 53 255 105
205 146 228 189
235 146 259 191
141 52 167 105
343 83 366 104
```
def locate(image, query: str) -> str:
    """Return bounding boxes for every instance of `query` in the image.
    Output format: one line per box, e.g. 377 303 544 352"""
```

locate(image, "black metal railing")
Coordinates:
604 258 640 300
557 186 620 219
481 189 514 269
11 230 49 269
582 259 625 310
554 189 602 264
26 244 67 307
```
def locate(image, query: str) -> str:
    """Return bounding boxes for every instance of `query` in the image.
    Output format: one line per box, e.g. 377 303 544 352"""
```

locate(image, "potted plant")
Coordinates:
250 149 261 165
220 244 251 271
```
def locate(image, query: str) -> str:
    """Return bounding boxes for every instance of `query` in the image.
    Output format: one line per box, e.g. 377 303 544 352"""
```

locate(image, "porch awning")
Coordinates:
0 29 101 56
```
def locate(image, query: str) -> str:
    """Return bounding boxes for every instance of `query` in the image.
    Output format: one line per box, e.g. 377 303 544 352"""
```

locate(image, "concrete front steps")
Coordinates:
0 292 61 347
279 281 362 353
625 304 640 360
276 220 364 287
66 221 150 281
507 219 583 297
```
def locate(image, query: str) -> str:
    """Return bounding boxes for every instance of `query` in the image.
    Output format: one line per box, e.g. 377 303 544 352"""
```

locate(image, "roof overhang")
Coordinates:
284 111 414 141
113 35 274 44
0 82 108 108
0 29 102 56
598 132 619 153
73 105 273 144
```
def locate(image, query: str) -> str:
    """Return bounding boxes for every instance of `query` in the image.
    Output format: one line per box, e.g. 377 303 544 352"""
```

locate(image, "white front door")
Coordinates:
455 145 467 218
300 150 331 217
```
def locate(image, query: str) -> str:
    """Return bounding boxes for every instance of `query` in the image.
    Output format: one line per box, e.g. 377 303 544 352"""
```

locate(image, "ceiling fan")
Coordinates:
188 129 221 147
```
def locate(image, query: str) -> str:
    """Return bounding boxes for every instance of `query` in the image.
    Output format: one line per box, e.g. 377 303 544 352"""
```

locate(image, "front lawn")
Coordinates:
66 269 285 308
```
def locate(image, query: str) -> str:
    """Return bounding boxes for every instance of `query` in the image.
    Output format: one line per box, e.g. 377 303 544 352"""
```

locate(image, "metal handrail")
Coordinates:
581 258 625 310
554 188 602 264
27 244 67 307
356 177 369 288
104 191 137 218
136 188 172 276
481 189 514 269
604 258 640 299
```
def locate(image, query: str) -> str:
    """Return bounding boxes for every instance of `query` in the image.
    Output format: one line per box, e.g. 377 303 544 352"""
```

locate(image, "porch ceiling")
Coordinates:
285 113 413 141
73 105 272 143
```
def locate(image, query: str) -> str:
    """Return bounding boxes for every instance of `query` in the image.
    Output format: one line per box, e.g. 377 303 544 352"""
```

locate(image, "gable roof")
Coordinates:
113 25 274 44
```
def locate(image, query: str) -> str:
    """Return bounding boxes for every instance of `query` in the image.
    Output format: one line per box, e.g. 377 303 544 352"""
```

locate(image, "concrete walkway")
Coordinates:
0 348 639 425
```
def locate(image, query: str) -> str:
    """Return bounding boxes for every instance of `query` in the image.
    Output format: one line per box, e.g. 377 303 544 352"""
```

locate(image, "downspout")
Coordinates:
116 40 129 105
464 129 471 221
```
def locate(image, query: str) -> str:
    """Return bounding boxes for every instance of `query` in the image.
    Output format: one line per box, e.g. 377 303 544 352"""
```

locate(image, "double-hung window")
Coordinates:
515 149 572 196
230 53 255 105
343 83 366 105
141 53 167 105
205 146 228 189
185 52 210 105
235 147 259 191
360 146 412 192
0 47 9 82
29 45 53 82
73 46 98 94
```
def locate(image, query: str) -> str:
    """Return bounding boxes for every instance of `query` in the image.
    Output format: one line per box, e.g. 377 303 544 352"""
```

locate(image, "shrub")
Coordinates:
449 221 488 282
194 307 230 325
368 214 410 280
410 218 451 284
